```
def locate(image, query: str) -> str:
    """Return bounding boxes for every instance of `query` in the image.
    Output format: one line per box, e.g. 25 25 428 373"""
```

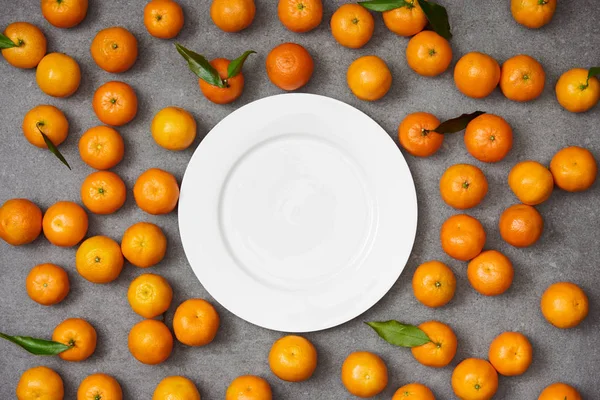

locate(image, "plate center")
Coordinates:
219 134 375 290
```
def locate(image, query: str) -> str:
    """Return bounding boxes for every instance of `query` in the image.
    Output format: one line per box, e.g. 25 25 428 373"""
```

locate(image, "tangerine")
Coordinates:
1 22 47 69
555 68 600 113
411 321 457 368
225 375 272 400
398 112 443 157
440 214 486 261
210 0 256 33
151 106 197 151
488 331 533 376
550 146 597 192
541 282 588 329
199 58 245 104
406 31 452 77
127 273 173 318
128 319 173 365
75 235 124 283
16 366 64 400
347 55 392 101
26 263 70 306
278 0 323 33
78 126 125 170
173 298 220 346
268 335 317 382
92 81 138 126
331 4 374 49
77 373 122 400
121 222 167 268
500 54 546 102
80 171 127 214
454 52 500 99
439 164 488 209
412 261 456 308
42 201 88 247
451 358 498 400
52 317 97 362
341 351 388 398
133 168 180 215
22 105 69 149
467 250 514 296
508 161 554 205
464 114 513 163
36 53 81 97
153 376 201 400
144 0 185 39
499 204 543 248
382 0 427 37
41 0 88 29
266 43 314 91
0 198 42 246
90 27 138 73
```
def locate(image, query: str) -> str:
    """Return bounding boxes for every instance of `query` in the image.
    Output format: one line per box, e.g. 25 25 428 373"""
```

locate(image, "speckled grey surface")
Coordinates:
1 0 599 398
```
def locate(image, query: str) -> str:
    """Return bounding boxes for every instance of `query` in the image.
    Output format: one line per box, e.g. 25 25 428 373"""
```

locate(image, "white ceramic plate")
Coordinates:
179 94 417 333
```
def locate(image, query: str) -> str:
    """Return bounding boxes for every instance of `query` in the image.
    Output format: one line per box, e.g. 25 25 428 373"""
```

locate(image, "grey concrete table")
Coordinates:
1 0 599 398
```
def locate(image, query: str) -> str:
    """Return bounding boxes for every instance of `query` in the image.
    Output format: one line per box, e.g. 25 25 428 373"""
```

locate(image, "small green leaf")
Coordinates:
417 0 452 40
0 33 17 49
435 111 485 134
175 43 225 88
227 50 256 79
587 67 600 87
0 332 70 356
366 321 431 348
37 124 71 170
359 0 411 12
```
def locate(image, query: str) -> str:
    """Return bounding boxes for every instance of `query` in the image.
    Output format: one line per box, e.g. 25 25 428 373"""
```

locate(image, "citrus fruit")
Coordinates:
144 0 185 39
541 282 588 329
210 0 256 32
75 235 124 283
411 321 457 368
1 22 47 69
266 42 314 91
16 366 64 400
153 376 201 400
439 164 488 209
555 68 600 113
347 55 392 101
78 126 125 170
464 113 513 163
199 58 245 104
511 0 556 29
412 261 456 308
42 201 88 247
406 31 452 77
382 0 427 37
41 0 88 29
331 4 374 49
90 27 138 73
440 214 486 261
488 331 533 376
467 250 514 296
226 375 272 400
538 382 581 400
121 222 167 268
341 351 388 398
173 298 220 346
392 383 435 400
454 52 501 99
52 317 97 362
80 171 127 214
499 204 543 247
36 52 81 97
77 373 122 400
127 273 173 318
92 81 138 126
500 54 545 102
26 263 70 306
133 168 180 215
269 335 317 382
128 319 173 365
508 161 554 205
451 358 498 400
278 0 322 33
0 198 42 246
550 146 597 192
151 106 197 151
398 112 443 157
22 104 69 149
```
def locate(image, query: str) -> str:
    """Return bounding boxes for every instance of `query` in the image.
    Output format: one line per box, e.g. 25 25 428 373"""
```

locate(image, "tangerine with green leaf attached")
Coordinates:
92 81 138 126
451 358 498 400
500 54 546 102
467 250 514 296
76 235 124 283
392 383 435 400
488 331 533 376
41 0 88 29
454 52 500 99
144 0 185 39
200 58 245 104
440 164 488 209
81 171 127 214
52 318 97 362
77 373 122 400
43 201 88 247
341 351 388 398
278 0 323 33
555 68 600 113
269 335 317 382
440 214 486 261
550 146 597 192
16 366 64 400
347 55 392 101
266 43 314 91
211 0 256 32
541 282 588 329
382 0 427 37
1 22 47 69
26 263 70 306
538 382 582 400
411 321 457 368
331 4 374 49
412 261 456 308
36 52 81 97
0 199 42 246
499 204 543 247
406 30 452 77
511 0 556 29
398 112 443 157
508 161 554 205
79 126 125 170
22 105 69 149
464 113 513 163
91 26 138 73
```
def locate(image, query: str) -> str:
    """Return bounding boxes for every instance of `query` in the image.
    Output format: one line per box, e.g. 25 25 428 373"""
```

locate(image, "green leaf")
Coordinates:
227 50 256 79
175 43 225 88
359 0 410 12
0 332 70 356
435 111 485 134
36 124 71 170
587 67 600 87
0 33 17 49
366 321 431 348
417 0 452 40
